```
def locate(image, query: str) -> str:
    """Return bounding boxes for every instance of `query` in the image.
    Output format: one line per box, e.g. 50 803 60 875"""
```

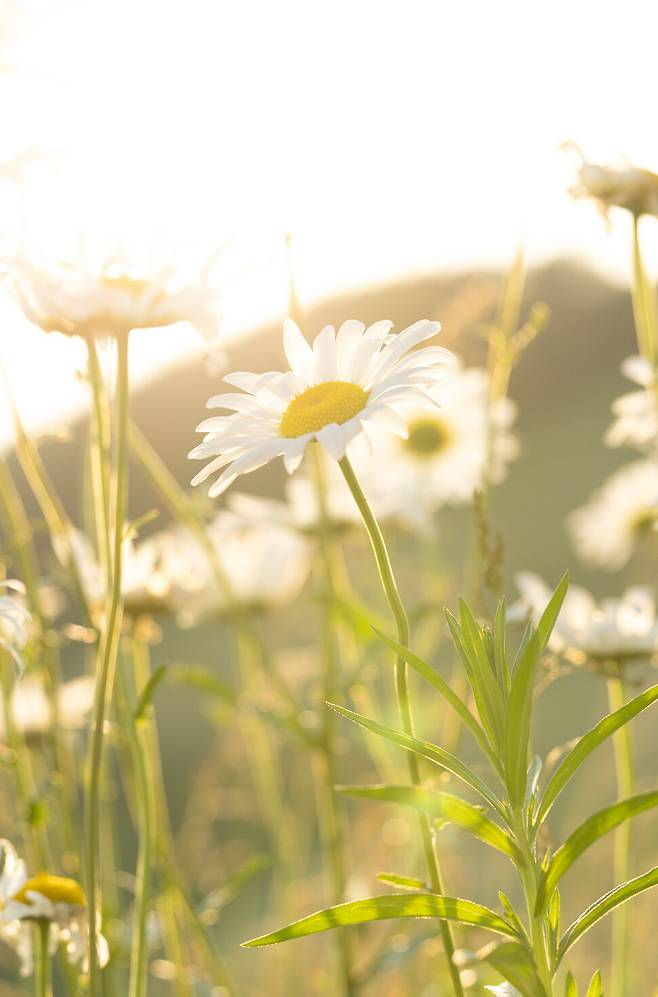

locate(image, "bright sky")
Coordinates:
2 0 658 445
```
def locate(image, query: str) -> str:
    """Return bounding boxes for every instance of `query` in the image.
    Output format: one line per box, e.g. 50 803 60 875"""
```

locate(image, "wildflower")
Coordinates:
0 581 31 674
161 513 313 625
0 840 108 975
514 572 658 664
350 367 518 528
189 317 456 497
568 460 658 569
605 355 658 451
566 146 658 218
0 674 94 742
7 244 221 345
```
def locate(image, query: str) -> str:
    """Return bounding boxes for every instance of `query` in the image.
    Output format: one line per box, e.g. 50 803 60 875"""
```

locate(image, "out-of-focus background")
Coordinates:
2 2 658 994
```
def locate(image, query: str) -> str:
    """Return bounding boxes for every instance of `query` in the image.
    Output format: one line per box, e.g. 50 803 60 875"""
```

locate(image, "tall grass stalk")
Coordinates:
337 455 464 997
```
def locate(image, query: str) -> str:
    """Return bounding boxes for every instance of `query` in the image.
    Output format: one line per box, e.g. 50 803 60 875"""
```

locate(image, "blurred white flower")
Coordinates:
0 840 108 976
0 580 31 674
161 513 313 624
568 460 658 569
189 317 456 497
566 146 658 218
351 367 518 528
0 674 94 741
605 355 658 451
514 572 658 662
7 243 222 345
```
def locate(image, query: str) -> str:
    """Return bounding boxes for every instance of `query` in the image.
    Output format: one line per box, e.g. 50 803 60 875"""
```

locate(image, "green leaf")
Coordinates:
536 682 658 826
536 791 658 913
480 940 548 997
558 865 658 962
564 972 578 997
585 970 603 997
134 665 168 721
377 872 427 892
372 628 497 767
329 703 506 817
242 893 518 947
449 602 505 751
339 784 521 861
199 854 270 918
168 665 237 705
504 574 568 807
493 598 510 691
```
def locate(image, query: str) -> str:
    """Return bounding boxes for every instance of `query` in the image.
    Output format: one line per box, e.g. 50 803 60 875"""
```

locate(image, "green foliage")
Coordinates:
480 940 548 997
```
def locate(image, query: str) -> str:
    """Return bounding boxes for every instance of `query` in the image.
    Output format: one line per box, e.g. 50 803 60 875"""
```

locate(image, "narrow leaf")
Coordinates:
339 784 521 860
585 970 603 997
480 940 548 997
564 972 578 997
536 791 658 913
558 866 658 961
243 893 518 947
134 666 168 721
377 872 427 892
330 703 506 817
536 683 658 826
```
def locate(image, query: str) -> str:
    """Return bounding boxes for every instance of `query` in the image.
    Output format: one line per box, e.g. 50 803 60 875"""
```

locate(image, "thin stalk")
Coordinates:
511 810 553 995
36 919 51 997
85 332 130 993
631 215 658 366
607 670 634 997
338 455 463 997
117 656 153 997
311 446 354 995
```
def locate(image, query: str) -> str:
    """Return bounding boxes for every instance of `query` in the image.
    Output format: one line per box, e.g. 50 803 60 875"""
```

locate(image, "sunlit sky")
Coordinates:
2 0 658 446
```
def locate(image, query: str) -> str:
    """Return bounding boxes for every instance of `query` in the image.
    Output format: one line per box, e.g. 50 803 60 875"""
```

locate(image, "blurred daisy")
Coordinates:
0 674 94 742
7 244 221 346
605 355 658 451
351 367 518 528
189 317 456 497
0 840 108 976
566 146 658 219
0 580 31 674
162 513 312 625
514 572 658 663
568 460 658 569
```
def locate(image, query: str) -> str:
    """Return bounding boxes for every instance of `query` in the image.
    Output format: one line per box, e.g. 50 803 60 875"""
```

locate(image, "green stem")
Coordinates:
311 447 354 996
85 332 130 993
338 455 463 997
631 215 658 366
607 671 634 997
513 812 553 995
36 919 51 997
117 654 152 997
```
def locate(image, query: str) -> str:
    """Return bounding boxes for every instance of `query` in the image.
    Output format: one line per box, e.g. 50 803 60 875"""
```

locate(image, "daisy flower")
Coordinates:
349 366 519 528
189 317 456 497
605 355 658 451
0 580 31 674
568 460 658 569
7 243 222 346
513 572 658 662
565 146 658 219
0 840 108 976
0 674 94 742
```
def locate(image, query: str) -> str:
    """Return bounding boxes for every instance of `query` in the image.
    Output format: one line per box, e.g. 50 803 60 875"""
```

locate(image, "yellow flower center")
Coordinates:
101 273 152 297
405 416 452 457
13 874 86 908
631 507 658 535
280 381 369 438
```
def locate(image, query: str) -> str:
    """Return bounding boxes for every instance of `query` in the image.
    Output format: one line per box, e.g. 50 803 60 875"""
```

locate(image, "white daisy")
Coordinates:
349 367 519 529
605 355 658 451
0 580 31 674
0 841 109 976
568 460 658 569
566 148 658 218
7 243 221 345
162 513 313 625
189 317 456 497
0 674 94 742
514 572 658 662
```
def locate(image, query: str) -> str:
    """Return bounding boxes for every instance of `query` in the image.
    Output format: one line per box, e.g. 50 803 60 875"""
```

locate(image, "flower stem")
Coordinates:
338 455 463 997
36 919 51 997
85 332 130 993
311 446 354 995
607 669 634 997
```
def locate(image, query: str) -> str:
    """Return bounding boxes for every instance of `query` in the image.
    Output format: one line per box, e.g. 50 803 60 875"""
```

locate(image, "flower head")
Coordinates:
568 460 658 569
0 674 94 742
350 366 518 528
0 841 108 975
514 572 658 663
8 244 221 345
0 580 31 674
189 317 456 497
566 146 658 218
605 355 658 452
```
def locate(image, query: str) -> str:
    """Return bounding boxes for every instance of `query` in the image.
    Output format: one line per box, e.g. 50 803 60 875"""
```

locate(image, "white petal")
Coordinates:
316 423 349 460
283 319 314 380
312 324 338 381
